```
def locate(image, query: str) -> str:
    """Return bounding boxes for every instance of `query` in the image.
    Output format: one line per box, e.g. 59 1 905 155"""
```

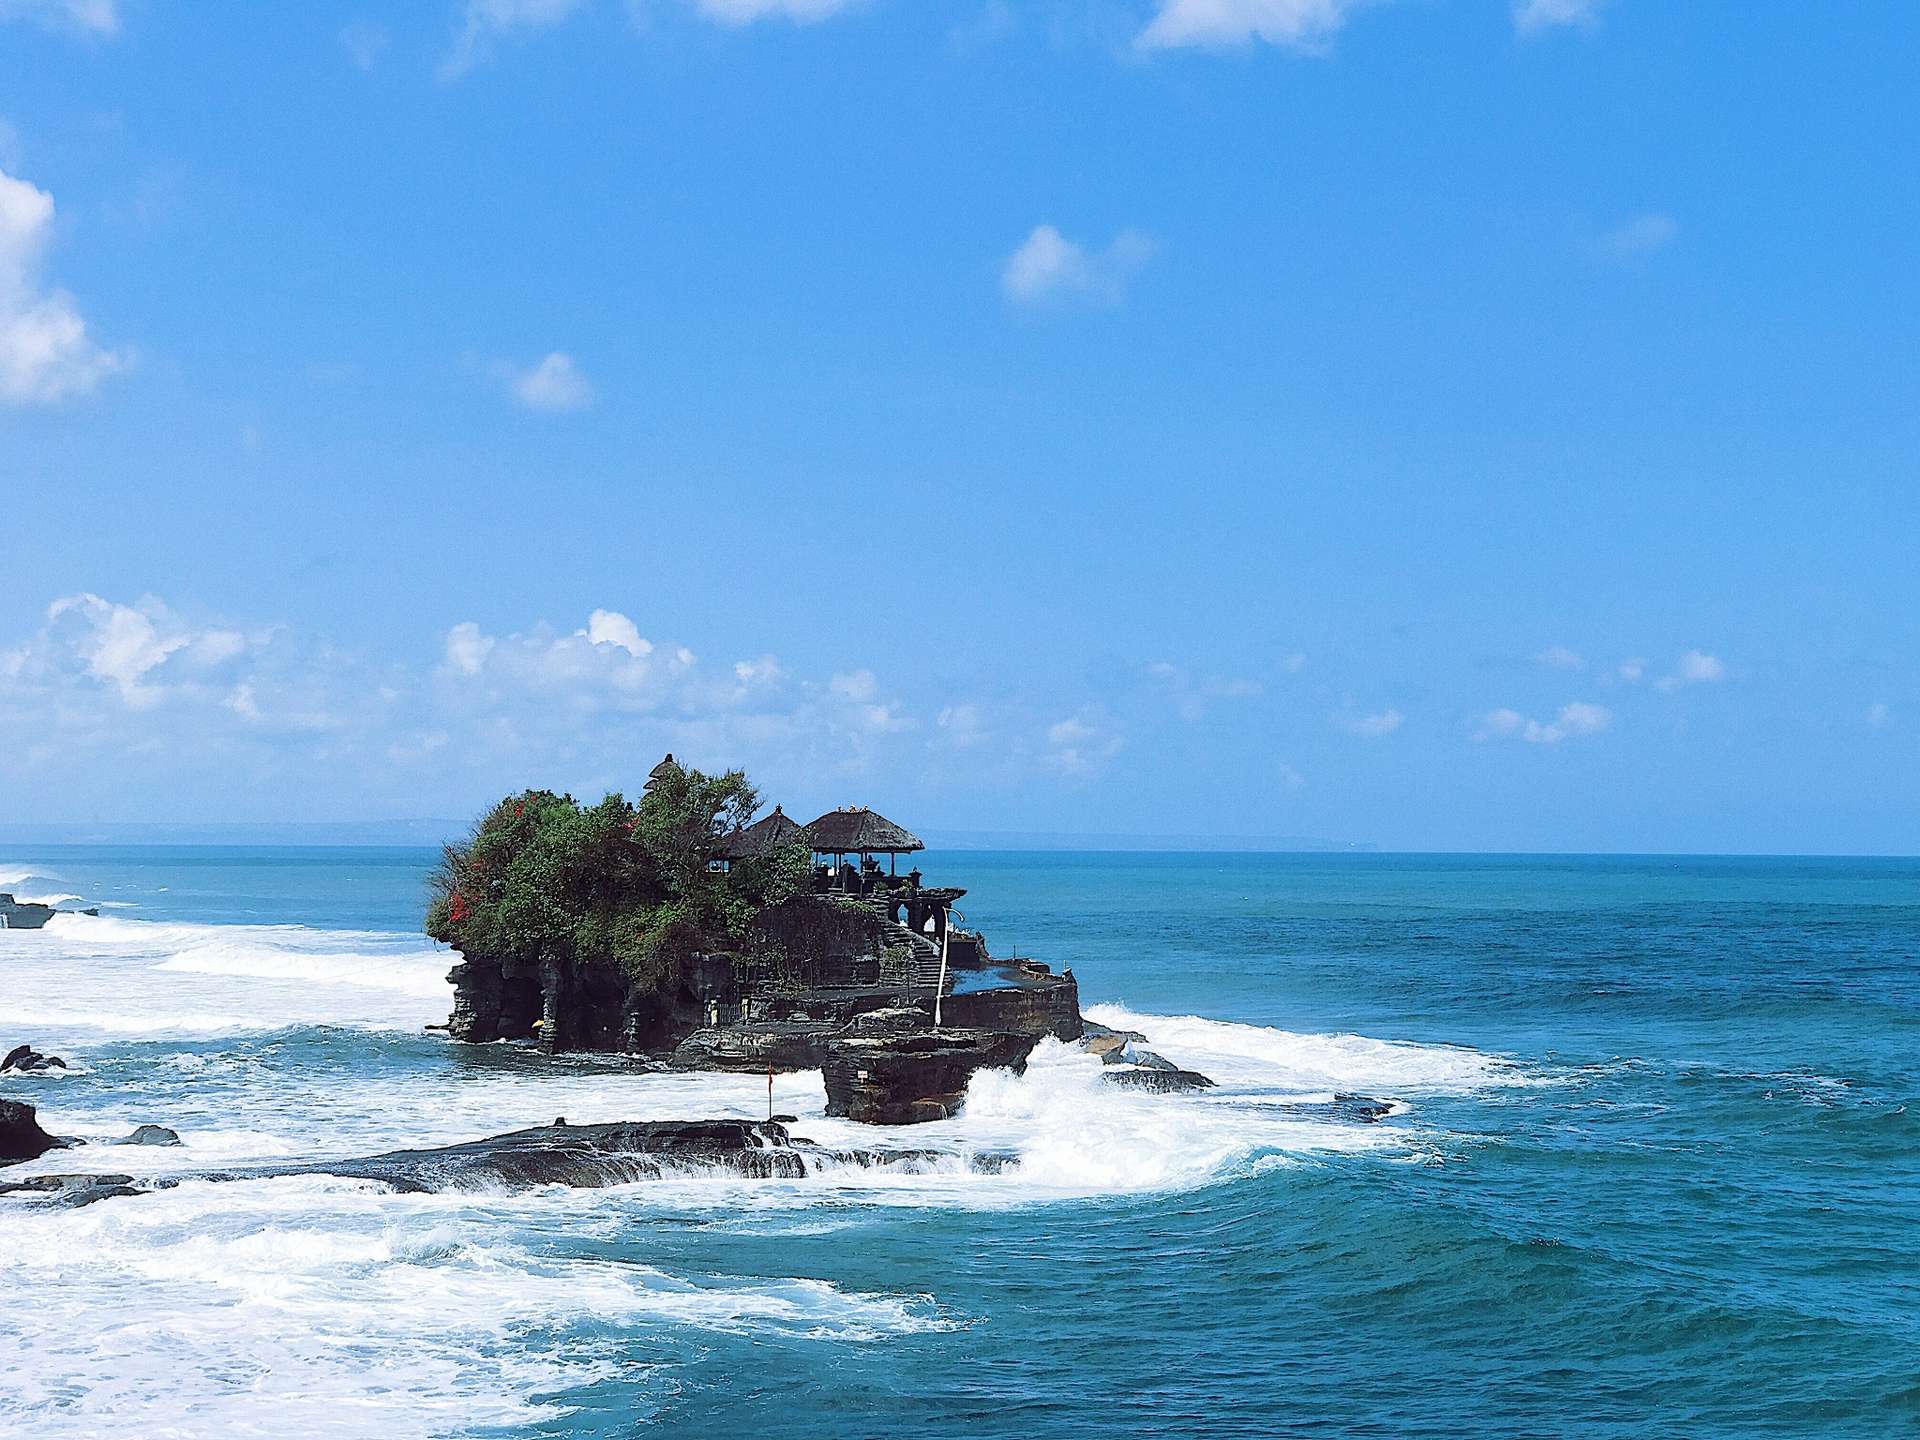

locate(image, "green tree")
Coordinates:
426 763 795 997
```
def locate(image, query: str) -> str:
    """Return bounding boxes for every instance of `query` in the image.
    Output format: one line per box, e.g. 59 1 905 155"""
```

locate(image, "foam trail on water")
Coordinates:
1086 1002 1530 1094
0 1176 949 1440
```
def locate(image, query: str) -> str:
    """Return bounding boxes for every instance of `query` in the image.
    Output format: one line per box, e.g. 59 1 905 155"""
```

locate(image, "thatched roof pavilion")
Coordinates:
717 804 806 861
805 806 924 857
644 753 682 793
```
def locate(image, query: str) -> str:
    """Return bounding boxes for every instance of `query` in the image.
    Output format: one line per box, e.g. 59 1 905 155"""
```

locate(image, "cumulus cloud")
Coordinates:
0 165 128 405
2 593 1143 819
439 609 694 707
442 0 585 78
1598 212 1677 262
1617 657 1646 684
1137 0 1354 51
1865 702 1891 730
0 0 117 36
1478 701 1611 745
505 351 595 411
1655 650 1725 690
1003 224 1152 307
1343 708 1403 737
1513 0 1603 36
37 594 256 708
1044 711 1123 775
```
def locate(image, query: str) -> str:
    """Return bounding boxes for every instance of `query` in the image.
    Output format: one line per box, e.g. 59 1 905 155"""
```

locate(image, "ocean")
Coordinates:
1 847 1914 1438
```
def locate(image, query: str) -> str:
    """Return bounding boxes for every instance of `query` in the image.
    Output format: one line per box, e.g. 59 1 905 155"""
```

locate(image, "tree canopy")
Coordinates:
425 764 811 991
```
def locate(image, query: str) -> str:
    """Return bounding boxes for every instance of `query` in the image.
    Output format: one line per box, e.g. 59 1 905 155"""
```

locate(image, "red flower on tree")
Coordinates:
449 893 472 924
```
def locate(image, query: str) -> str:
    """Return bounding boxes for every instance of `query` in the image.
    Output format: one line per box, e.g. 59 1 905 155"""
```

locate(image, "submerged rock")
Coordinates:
1243 1093 1394 1124
0 1098 67 1165
1103 1065 1216 1092
0 1172 142 1207
197 1118 986 1194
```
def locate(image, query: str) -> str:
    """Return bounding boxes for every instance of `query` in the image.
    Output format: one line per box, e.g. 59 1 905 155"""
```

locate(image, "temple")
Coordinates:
443 758 1084 1123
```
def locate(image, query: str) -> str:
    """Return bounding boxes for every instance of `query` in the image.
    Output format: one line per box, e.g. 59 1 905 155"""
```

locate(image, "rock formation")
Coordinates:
0 894 97 929
0 1098 65 1165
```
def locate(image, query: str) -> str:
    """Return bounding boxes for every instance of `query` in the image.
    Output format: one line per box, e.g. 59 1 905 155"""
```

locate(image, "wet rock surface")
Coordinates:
0 1098 67 1165
822 1013 1040 1124
2 1045 68 1074
226 1118 1001 1192
1102 1065 1218 1092
112 1124 183 1147
3 1118 1009 1203
0 1172 143 1206
0 894 96 929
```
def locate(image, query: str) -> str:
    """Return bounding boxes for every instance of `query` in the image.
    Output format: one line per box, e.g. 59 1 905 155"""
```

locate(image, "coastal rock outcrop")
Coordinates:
0 1172 142 1206
112 1124 183 1147
821 1013 1039 1124
2 1045 68 1074
0 1117 1022 1206
0 894 97 929
0 1098 66 1165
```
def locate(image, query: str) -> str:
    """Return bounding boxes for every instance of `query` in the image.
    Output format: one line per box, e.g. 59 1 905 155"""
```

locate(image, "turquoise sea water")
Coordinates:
1 847 1915 1438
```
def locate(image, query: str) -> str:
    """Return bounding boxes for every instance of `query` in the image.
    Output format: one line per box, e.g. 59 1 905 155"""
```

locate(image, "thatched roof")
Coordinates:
805 806 924 854
644 753 682 792
717 805 806 861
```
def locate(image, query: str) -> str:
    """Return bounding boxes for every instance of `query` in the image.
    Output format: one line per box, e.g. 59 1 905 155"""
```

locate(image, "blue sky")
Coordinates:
1 0 1915 852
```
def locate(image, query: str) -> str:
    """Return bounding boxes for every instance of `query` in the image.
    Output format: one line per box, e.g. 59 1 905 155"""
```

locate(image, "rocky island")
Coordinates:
430 756 1098 1124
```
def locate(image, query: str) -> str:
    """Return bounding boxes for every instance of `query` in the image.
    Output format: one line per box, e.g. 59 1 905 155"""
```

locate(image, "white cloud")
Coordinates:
1138 0 1354 51
691 0 858 23
1479 701 1611 745
1655 649 1725 690
1514 0 1602 36
1676 650 1724 683
340 20 390 69
1003 224 1153 307
0 165 128 405
935 702 988 749
1866 702 1891 730
45 593 191 707
442 0 585 78
1617 657 1646 683
3 592 1153 818
1536 645 1584 671
1598 212 1677 262
1044 711 1123 775
0 0 117 37
444 622 495 676
582 608 649 657
1344 707 1403 737
507 351 595 411
732 655 783 687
